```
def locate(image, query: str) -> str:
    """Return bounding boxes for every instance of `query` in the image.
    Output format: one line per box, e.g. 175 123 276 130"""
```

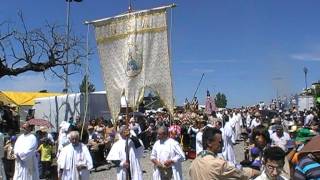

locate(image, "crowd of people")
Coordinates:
185 105 320 180
0 103 20 134
0 102 320 180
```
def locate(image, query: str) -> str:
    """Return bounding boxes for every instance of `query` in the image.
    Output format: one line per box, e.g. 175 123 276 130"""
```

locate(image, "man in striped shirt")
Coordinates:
293 153 320 179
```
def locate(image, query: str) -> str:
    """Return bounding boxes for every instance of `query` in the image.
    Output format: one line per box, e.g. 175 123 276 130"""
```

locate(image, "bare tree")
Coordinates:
0 13 87 80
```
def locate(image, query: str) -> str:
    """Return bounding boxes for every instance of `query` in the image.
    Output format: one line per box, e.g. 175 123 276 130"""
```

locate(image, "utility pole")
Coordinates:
128 0 133 12
303 67 308 90
64 0 83 93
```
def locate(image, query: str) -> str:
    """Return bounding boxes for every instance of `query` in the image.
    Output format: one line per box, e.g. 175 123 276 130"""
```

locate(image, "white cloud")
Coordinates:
192 68 215 73
0 73 63 92
291 53 320 61
178 59 237 64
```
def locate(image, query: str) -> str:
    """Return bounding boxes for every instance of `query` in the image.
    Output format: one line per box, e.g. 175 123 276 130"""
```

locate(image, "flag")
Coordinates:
92 7 174 120
205 90 217 115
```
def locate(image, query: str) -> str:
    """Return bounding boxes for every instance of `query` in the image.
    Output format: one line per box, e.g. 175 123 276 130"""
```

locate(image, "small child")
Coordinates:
38 138 53 178
4 136 16 179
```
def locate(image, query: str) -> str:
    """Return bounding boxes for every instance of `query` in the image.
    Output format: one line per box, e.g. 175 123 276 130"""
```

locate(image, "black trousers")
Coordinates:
3 158 15 179
41 161 52 178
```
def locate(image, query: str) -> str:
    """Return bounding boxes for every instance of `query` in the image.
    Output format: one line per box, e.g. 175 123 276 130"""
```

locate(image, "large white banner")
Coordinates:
93 8 174 120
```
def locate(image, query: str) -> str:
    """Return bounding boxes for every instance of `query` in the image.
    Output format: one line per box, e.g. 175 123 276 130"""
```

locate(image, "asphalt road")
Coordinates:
90 141 245 180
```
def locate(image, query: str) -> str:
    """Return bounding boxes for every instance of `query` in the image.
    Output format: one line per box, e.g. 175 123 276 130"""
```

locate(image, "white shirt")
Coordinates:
250 118 261 129
187 127 199 135
236 113 243 126
270 132 291 152
246 114 251 128
304 114 314 126
196 131 203 155
254 170 287 180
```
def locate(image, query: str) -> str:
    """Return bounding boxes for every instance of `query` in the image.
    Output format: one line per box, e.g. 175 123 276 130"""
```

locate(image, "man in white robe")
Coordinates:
245 112 252 129
58 131 93 180
195 131 203 155
214 120 225 159
234 111 242 141
107 125 144 180
151 126 185 180
221 117 237 165
216 111 223 119
229 112 237 143
13 122 39 180
57 121 70 157
195 120 206 155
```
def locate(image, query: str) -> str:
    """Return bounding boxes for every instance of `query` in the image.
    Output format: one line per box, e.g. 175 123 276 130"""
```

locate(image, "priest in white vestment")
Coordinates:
151 126 185 180
221 116 237 165
58 131 93 180
13 122 39 180
195 131 203 155
57 121 70 156
107 125 144 180
245 112 252 129
229 113 237 143
234 111 242 141
195 121 206 155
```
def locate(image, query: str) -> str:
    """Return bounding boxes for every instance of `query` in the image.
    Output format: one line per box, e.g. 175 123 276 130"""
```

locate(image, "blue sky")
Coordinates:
1 0 320 107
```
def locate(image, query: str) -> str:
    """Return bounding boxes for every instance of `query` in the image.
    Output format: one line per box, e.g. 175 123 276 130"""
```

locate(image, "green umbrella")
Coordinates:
295 128 315 143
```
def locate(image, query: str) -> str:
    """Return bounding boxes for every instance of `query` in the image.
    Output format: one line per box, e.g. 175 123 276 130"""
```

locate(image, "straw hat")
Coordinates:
39 126 48 132
288 125 298 133
254 112 261 117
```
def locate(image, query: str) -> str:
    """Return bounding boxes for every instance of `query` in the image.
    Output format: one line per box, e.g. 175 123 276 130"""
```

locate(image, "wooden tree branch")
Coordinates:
0 14 88 80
